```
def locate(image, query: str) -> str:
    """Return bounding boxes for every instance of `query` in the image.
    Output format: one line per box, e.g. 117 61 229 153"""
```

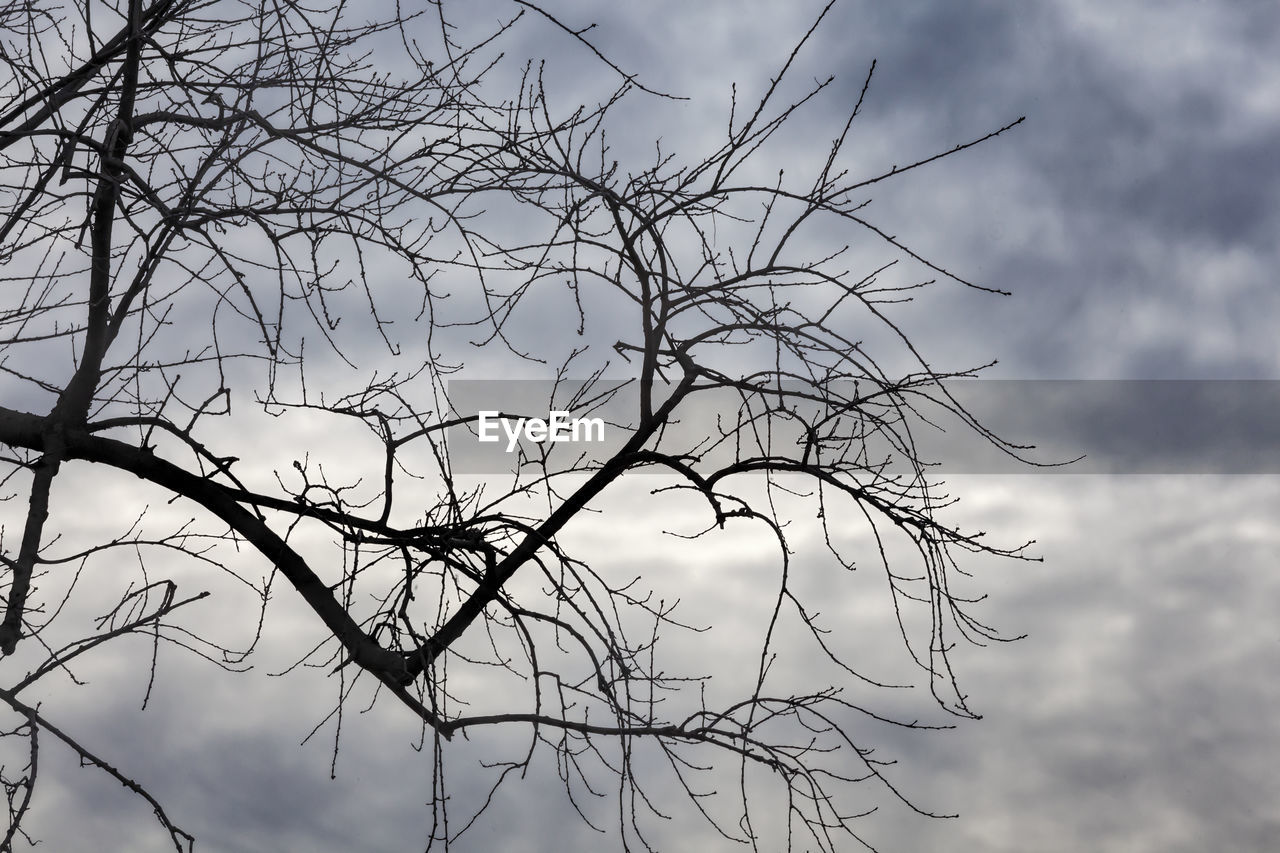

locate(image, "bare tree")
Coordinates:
0 0 1034 850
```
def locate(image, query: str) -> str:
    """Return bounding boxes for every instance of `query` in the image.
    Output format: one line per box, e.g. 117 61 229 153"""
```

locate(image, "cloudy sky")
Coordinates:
5 1 1280 851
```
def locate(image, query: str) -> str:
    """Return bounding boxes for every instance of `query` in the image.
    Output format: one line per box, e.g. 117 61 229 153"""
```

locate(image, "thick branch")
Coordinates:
0 405 444 730
400 369 697 682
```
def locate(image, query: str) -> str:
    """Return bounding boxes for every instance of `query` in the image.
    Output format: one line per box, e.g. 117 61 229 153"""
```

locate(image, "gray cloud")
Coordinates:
5 0 1279 851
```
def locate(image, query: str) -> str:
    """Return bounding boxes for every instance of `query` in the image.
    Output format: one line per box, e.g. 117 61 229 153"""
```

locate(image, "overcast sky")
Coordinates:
7 1 1280 851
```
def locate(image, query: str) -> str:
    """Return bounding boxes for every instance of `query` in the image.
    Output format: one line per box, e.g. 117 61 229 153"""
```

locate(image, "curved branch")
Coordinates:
0 405 446 732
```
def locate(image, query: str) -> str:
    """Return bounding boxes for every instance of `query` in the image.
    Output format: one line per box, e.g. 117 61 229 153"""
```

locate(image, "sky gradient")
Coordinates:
3 1 1278 851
